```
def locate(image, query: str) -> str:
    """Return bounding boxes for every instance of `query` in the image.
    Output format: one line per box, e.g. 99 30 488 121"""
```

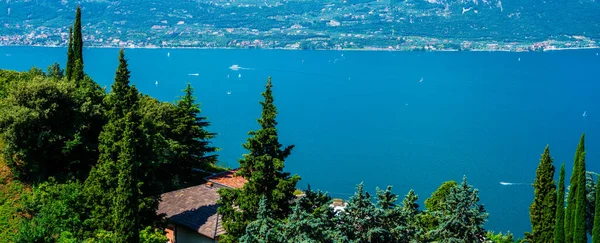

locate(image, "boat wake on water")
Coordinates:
229 64 255 71
499 181 532 186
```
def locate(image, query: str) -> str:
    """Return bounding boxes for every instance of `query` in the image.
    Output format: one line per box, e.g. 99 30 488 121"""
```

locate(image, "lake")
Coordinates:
2 46 599 237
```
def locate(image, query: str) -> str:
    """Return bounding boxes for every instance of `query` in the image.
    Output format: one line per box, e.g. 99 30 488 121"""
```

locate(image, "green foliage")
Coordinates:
170 83 217 185
112 112 141 243
555 163 566 243
339 182 393 242
83 49 159 237
47 63 64 81
529 145 556 243
14 179 85 243
593 177 600 243
395 189 421 242
422 180 458 231
240 196 281 243
139 226 168 243
0 77 81 181
0 179 26 241
218 77 300 242
566 133 585 243
425 180 458 212
65 27 74 81
72 6 84 82
429 175 488 242
573 152 587 243
298 184 332 217
486 231 515 243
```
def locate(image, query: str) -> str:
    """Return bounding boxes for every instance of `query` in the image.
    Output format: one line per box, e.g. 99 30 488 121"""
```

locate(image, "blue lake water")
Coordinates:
2 46 600 237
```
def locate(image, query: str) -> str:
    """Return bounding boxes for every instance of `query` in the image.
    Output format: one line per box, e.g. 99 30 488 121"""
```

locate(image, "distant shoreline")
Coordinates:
1 44 599 53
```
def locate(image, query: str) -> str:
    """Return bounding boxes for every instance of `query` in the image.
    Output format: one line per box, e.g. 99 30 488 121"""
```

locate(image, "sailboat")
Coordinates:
583 111 588 117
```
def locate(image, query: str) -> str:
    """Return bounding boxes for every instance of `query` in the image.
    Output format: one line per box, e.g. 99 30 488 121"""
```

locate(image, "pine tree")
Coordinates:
113 112 140 243
171 83 217 184
280 200 330 242
218 77 300 242
394 189 420 242
593 177 600 243
555 163 566 243
429 175 488 242
65 27 74 81
239 196 281 243
340 182 392 242
574 152 587 243
376 186 402 239
529 145 556 243
566 133 585 243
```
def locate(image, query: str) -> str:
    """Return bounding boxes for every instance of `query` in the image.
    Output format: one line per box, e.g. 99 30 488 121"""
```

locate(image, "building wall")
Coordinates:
175 225 215 243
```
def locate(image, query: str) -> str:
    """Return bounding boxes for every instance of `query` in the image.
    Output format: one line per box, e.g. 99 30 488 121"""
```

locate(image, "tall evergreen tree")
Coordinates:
218 77 300 242
593 177 600 243
566 133 585 243
429 175 488 242
529 145 556 243
83 49 139 234
171 83 217 184
113 112 140 243
555 163 566 243
574 152 587 243
394 189 420 242
73 6 83 65
65 27 74 81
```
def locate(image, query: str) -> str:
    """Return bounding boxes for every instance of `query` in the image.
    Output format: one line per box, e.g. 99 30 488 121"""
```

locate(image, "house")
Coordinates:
157 169 247 243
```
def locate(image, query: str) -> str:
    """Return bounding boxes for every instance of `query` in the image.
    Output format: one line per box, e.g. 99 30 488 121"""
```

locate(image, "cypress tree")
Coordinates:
73 6 83 65
113 111 140 243
555 163 566 243
171 83 217 184
574 152 587 243
217 77 300 242
566 133 585 243
83 49 139 233
530 145 556 243
65 27 74 81
593 177 600 243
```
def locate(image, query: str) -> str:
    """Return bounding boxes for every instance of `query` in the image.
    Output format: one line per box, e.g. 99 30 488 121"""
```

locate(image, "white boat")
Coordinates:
583 111 588 117
188 73 199 76
238 73 242 78
227 91 232 95
230 64 241 71
155 80 158 86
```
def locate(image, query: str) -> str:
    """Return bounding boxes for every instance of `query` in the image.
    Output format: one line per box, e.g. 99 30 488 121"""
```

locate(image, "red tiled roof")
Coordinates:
205 169 248 189
157 184 226 239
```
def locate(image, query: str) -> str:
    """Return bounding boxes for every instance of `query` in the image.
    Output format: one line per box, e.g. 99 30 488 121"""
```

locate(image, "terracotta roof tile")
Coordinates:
205 169 248 189
157 184 225 239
